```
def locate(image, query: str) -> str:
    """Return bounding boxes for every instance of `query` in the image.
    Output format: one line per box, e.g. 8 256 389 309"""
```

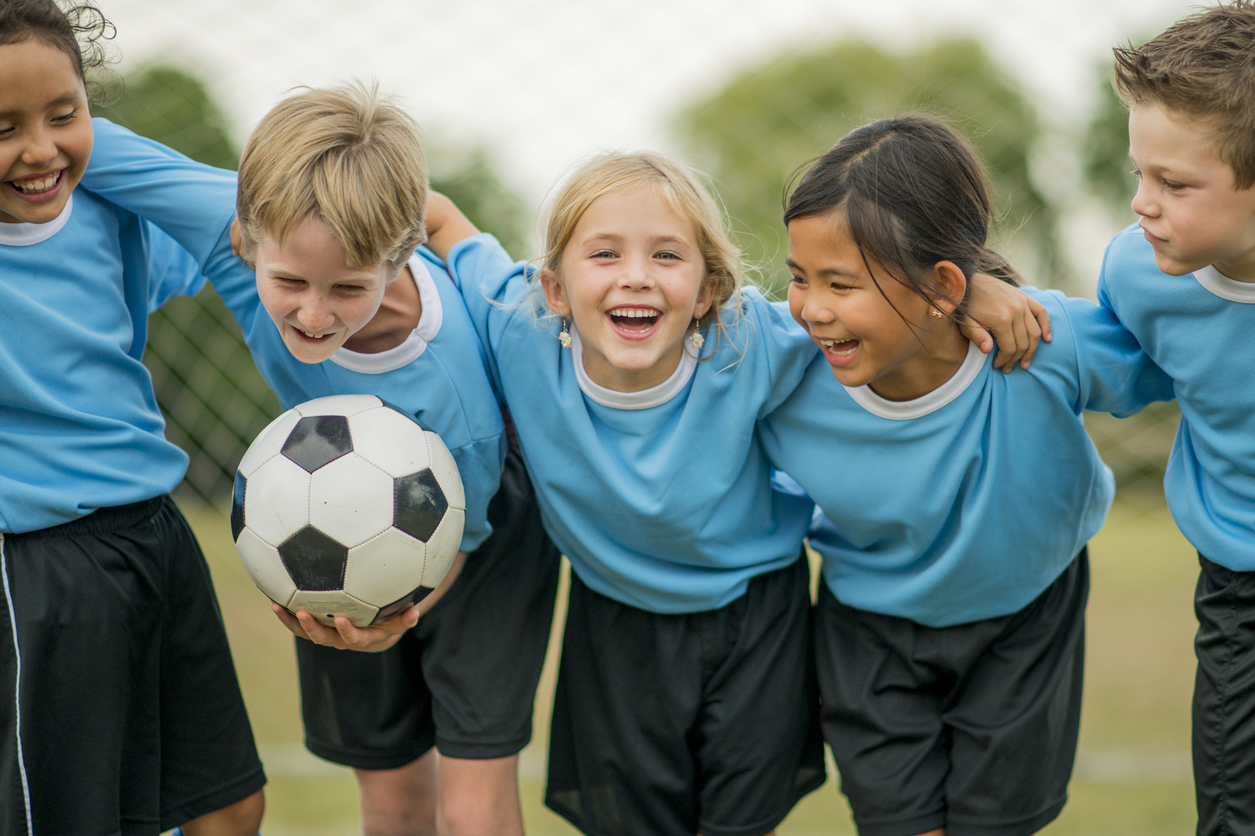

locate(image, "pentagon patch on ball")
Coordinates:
232 394 465 627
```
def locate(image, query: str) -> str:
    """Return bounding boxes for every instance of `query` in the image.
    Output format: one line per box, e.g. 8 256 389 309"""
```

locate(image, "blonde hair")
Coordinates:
236 82 428 274
538 152 743 344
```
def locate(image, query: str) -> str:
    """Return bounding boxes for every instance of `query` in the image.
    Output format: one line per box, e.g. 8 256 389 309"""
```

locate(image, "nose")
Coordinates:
800 290 835 326
19 124 57 168
619 253 655 289
1130 177 1156 219
295 294 336 332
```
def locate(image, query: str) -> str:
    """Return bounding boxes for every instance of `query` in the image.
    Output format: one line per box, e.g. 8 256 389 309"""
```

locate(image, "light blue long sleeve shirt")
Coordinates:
446 233 817 613
762 288 1173 627
1099 224 1255 572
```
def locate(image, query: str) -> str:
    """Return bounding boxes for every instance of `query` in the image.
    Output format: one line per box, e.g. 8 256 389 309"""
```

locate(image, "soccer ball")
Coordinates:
230 394 465 627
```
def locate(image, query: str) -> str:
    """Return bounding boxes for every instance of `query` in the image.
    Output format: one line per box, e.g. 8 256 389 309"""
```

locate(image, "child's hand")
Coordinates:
425 192 479 261
272 602 419 652
270 550 467 652
960 274 1052 371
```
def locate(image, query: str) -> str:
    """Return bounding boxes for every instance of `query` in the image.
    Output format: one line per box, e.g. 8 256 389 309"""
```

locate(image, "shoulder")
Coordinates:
1101 224 1161 286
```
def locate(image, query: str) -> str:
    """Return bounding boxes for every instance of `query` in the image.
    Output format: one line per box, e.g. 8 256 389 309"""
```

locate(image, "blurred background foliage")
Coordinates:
679 37 1058 297
111 41 1177 505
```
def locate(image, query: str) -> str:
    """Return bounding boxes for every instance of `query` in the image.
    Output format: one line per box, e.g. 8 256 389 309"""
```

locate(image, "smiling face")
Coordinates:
0 38 93 225
541 186 715 392
1128 103 1255 282
786 211 969 402
253 216 394 363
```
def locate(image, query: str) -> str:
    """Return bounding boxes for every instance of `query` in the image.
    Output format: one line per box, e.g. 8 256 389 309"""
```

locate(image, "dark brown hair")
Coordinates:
1112 1 1255 187
784 114 1019 322
0 0 113 98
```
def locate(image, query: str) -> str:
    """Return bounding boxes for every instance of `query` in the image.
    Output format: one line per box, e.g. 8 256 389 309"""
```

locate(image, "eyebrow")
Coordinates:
785 258 862 279
0 92 82 119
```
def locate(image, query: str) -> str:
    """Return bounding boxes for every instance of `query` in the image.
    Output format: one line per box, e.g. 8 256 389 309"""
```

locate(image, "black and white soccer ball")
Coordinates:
231 394 465 627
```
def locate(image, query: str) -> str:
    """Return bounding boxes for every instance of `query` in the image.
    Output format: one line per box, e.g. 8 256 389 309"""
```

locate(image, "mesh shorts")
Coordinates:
815 551 1089 836
545 554 826 836
0 496 265 836
297 441 561 767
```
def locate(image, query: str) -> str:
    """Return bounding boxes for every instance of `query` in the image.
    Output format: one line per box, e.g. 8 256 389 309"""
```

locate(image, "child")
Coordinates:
0 1 265 834
434 150 1051 836
1100 4 1255 832
80 87 561 836
759 114 1175 836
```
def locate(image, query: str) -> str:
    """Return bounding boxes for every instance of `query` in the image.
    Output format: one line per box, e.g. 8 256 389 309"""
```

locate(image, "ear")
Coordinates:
928 260 967 317
539 268 572 317
230 218 256 268
693 273 719 320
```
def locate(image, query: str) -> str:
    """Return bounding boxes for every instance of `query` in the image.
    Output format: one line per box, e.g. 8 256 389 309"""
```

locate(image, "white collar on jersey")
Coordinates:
329 253 443 374
843 339 986 421
1193 263 1255 304
0 195 74 246
570 326 698 410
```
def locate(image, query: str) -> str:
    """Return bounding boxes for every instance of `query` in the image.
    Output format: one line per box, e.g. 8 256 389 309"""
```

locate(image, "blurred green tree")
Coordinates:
1082 61 1140 226
430 146 531 258
677 38 1060 296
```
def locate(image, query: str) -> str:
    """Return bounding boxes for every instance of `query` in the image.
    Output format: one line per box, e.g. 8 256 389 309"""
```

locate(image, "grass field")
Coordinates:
185 490 1201 835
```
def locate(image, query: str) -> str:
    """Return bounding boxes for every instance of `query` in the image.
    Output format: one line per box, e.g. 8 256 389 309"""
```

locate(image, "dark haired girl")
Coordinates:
761 114 1174 836
0 2 263 833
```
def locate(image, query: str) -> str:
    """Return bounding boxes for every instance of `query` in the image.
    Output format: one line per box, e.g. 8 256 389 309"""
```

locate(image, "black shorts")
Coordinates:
0 496 265 836
816 551 1088 836
545 554 826 836
297 440 561 768
1192 553 1255 836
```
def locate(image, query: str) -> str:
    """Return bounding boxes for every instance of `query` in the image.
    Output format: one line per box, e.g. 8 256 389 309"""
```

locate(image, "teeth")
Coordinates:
12 172 59 193
608 308 658 318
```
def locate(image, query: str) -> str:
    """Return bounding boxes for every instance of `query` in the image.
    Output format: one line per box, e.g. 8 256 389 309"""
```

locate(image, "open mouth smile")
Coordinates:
607 306 662 339
7 169 65 203
817 337 859 366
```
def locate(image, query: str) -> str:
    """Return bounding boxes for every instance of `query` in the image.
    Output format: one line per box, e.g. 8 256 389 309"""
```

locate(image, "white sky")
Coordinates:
99 0 1199 285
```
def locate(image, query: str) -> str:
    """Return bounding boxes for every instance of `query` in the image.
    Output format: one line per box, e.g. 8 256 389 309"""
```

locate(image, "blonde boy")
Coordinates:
1098 4 1255 833
80 86 560 836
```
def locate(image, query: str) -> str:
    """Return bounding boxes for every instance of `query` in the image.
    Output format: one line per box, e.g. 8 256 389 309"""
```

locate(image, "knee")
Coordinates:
179 789 265 836
357 765 438 836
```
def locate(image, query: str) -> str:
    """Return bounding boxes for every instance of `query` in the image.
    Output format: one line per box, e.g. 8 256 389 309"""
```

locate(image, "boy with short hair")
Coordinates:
1098 3 1255 832
80 86 560 836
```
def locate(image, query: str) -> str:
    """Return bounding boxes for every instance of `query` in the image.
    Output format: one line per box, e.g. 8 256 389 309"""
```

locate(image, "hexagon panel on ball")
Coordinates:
294 393 382 419
347 406 434 478
343 527 430 608
242 455 313 547
287 589 379 628
234 526 298 608
308 454 395 548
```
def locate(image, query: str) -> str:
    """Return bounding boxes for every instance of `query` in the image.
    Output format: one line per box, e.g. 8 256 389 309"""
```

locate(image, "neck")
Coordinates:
867 325 970 402
342 265 422 354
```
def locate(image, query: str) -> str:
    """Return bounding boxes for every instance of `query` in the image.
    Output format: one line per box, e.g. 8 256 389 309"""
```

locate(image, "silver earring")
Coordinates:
559 318 572 349
929 308 945 319
689 318 704 351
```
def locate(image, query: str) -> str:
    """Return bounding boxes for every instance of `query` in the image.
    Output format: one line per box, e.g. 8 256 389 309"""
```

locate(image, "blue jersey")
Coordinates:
0 191 207 533
80 119 506 552
446 233 817 614
1099 225 1255 572
762 289 1174 627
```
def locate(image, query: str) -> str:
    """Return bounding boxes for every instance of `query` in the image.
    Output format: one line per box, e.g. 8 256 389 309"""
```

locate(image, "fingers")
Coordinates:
1028 295 1052 344
1018 300 1045 369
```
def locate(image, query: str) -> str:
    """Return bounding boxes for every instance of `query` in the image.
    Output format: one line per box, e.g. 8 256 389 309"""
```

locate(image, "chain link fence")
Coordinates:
78 0 1186 503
